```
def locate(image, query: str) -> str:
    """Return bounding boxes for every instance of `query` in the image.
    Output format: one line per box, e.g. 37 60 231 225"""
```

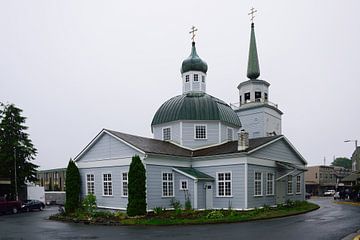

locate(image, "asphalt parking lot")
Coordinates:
0 198 360 240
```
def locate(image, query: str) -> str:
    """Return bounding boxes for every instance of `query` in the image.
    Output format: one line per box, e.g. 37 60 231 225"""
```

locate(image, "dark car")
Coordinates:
305 192 311 200
21 200 45 212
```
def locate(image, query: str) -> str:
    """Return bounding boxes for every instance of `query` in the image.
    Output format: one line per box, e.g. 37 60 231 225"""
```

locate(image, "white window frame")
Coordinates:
162 126 171 141
266 173 274 195
201 75 205 83
194 124 207 140
254 172 263 197
194 74 199 82
216 171 232 197
287 175 293 195
185 75 190 82
227 127 234 141
162 172 174 197
86 173 95 195
179 179 188 191
296 175 301 194
121 172 128 197
102 173 113 196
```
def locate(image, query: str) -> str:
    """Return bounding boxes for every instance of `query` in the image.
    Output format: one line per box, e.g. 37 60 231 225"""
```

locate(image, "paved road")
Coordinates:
1 198 359 240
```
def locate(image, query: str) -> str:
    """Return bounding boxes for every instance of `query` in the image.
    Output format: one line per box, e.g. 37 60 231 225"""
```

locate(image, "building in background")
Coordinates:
351 147 360 171
37 168 66 191
305 165 352 195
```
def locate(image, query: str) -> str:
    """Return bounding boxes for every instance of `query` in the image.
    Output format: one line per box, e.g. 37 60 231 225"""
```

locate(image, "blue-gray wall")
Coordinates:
195 164 246 209
79 166 129 209
78 133 139 162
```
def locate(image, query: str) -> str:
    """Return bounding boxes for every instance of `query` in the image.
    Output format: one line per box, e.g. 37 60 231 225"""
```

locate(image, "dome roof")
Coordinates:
151 92 241 128
181 42 208 74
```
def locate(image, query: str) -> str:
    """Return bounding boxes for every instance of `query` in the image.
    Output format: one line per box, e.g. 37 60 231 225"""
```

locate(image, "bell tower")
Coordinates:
234 10 283 139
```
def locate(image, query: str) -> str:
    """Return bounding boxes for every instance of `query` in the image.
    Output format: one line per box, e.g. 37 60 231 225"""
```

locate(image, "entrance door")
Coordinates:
276 179 286 204
205 183 213 209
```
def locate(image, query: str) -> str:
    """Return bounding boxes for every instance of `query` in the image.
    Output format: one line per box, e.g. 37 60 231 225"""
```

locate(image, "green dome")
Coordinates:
181 42 208 74
151 92 241 127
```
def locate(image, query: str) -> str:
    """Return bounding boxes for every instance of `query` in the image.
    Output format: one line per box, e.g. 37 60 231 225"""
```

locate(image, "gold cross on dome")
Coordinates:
248 7 257 23
189 26 198 42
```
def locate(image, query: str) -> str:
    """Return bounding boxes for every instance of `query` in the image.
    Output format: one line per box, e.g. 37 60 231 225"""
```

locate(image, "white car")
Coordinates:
324 190 335 196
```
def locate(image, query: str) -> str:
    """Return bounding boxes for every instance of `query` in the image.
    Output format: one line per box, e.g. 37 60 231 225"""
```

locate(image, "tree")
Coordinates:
65 159 81 213
331 157 352 169
127 155 146 216
0 103 38 200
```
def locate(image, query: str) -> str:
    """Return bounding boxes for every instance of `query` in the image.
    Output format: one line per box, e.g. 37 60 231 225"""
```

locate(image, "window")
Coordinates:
255 91 261 101
103 173 113 196
162 173 174 197
201 75 205 83
239 95 242 104
86 174 95 195
266 173 274 195
244 92 251 102
180 180 188 190
194 74 199 81
315 172 318 179
254 172 262 196
162 127 171 141
287 175 293 194
319 173 322 179
227 128 233 141
195 125 207 139
296 175 301 194
217 172 232 196
185 75 189 82
264 93 268 101
122 172 128 197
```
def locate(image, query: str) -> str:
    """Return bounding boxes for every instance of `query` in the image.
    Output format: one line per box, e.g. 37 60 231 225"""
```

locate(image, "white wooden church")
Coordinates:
74 22 307 211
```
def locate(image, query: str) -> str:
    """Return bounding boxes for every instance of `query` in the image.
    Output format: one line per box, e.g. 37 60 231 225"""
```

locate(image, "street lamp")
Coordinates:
344 139 358 171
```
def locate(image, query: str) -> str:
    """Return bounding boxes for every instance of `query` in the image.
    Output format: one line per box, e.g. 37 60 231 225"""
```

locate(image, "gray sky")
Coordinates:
1 0 359 169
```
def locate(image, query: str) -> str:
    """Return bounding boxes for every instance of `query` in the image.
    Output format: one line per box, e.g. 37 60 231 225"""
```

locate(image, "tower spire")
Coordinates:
247 8 260 80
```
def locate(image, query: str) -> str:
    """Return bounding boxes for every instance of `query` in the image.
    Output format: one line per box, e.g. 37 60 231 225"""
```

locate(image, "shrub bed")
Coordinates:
50 200 319 226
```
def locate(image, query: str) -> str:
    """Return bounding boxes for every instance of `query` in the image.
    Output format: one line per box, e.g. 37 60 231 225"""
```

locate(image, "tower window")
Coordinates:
162 127 171 141
194 74 199 82
264 93 268 101
195 125 207 139
244 92 250 102
201 75 205 83
185 75 189 82
227 128 233 141
255 91 261 101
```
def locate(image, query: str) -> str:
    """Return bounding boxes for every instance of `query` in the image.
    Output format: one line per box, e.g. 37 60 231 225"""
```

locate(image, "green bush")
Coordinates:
114 211 126 220
206 210 224 219
153 207 165 215
65 159 81 213
82 194 97 216
127 155 147 216
170 198 182 210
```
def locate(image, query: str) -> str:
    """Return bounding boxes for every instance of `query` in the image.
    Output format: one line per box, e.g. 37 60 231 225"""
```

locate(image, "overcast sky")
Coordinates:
1 0 359 169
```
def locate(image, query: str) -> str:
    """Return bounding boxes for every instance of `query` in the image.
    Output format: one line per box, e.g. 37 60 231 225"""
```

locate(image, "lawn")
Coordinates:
50 200 319 226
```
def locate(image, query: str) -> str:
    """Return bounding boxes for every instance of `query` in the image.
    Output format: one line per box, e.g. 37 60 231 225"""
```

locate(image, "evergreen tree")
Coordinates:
331 157 352 169
0 103 38 200
127 155 147 216
65 159 81 213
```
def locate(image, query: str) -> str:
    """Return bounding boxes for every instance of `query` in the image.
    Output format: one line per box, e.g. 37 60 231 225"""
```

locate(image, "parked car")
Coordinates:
324 190 335 196
305 192 311 199
0 198 21 214
333 192 340 200
21 200 45 212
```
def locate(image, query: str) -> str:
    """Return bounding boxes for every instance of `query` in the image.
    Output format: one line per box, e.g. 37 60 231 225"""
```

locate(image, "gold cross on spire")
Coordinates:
248 7 257 23
189 26 198 42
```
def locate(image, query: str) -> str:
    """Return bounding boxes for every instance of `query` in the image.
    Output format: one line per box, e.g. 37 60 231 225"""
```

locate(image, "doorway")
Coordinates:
205 182 213 209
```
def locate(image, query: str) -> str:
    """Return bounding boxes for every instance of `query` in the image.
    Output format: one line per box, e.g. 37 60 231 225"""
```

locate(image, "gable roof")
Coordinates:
74 129 305 164
173 167 214 181
105 129 192 157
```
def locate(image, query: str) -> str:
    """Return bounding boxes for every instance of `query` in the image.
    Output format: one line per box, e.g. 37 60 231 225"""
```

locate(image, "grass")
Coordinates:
50 201 319 226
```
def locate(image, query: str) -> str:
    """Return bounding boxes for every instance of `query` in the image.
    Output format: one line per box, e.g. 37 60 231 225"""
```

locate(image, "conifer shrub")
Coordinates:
65 159 81 213
127 155 147 216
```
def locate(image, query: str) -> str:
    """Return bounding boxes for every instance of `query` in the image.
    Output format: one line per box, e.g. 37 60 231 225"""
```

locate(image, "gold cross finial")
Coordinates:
248 7 257 23
189 26 198 42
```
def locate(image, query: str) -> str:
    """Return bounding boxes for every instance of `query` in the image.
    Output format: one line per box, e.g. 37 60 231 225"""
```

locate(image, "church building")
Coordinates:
74 22 307 211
